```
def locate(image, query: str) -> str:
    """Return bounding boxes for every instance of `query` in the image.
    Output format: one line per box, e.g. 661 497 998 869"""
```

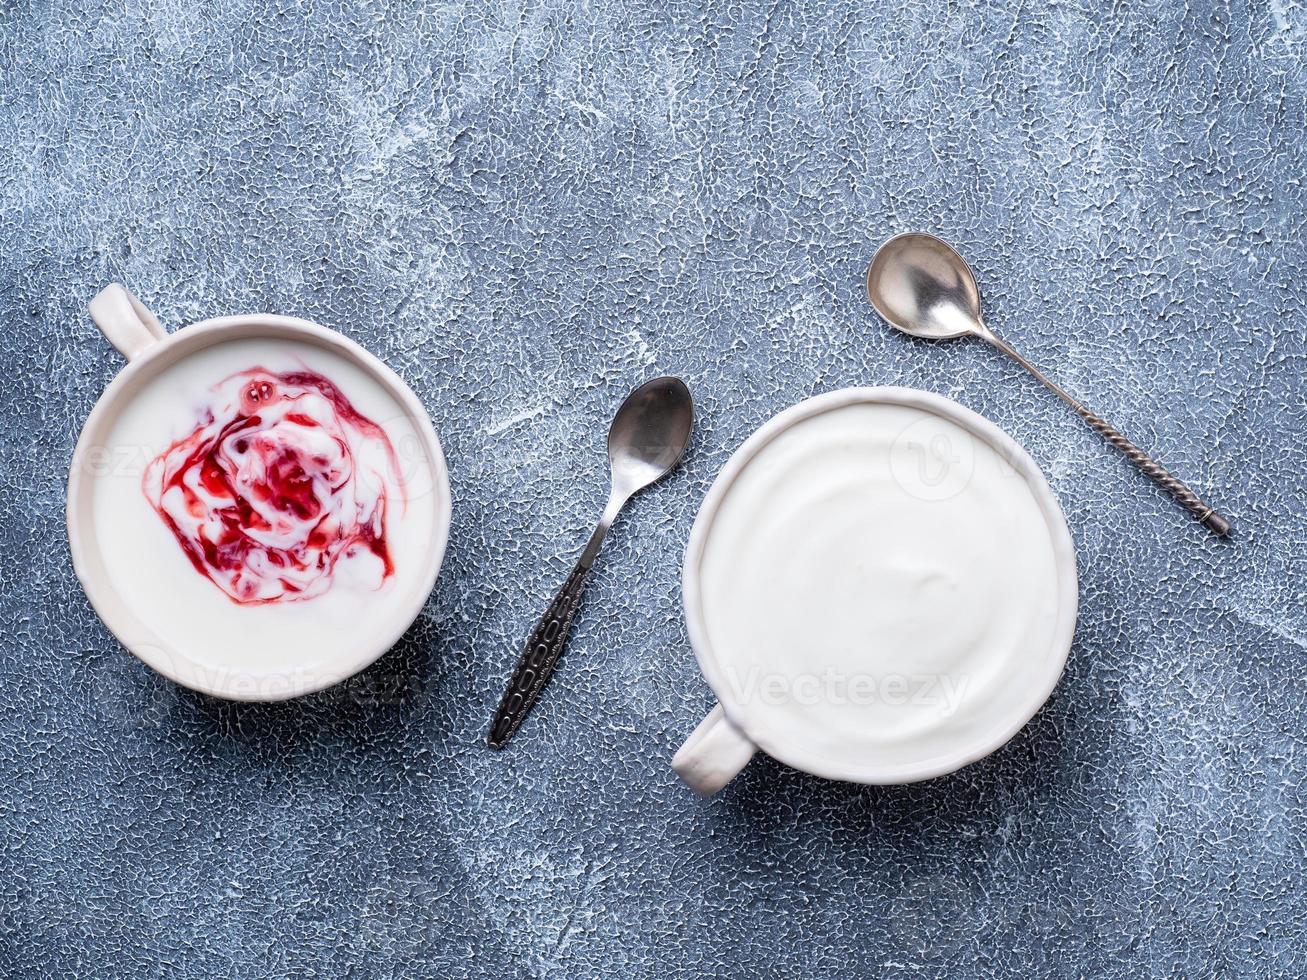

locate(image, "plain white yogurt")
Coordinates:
697 399 1064 774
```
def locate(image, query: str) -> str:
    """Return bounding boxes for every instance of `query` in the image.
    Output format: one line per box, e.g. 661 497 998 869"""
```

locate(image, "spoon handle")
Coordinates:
984 332 1230 537
487 560 593 749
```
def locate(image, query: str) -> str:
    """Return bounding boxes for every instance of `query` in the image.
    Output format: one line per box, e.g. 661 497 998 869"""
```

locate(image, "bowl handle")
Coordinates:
672 703 756 796
88 284 167 361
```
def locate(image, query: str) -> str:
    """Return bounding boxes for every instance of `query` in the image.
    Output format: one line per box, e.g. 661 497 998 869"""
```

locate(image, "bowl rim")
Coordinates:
681 385 1079 784
66 313 452 701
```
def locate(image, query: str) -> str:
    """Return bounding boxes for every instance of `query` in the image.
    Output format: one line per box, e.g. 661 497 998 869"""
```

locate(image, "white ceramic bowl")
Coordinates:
67 285 452 701
672 387 1078 794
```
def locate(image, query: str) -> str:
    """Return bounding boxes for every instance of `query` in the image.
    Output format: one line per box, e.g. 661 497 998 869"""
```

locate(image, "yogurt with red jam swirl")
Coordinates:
90 337 438 682
142 368 403 604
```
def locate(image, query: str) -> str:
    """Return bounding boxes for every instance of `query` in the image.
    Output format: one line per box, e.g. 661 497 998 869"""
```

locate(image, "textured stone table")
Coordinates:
2 1 1304 975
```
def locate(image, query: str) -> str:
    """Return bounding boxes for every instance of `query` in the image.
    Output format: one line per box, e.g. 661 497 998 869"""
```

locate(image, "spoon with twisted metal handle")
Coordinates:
866 232 1230 536
488 376 694 749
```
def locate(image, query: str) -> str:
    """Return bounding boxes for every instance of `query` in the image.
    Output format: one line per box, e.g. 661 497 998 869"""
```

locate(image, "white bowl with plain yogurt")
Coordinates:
68 285 452 701
672 387 1077 795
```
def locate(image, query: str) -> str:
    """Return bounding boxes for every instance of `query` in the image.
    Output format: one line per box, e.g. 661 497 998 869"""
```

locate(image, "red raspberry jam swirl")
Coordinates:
142 368 405 605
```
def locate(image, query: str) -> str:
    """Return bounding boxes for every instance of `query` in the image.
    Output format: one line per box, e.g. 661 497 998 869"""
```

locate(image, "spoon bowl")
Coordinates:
608 376 695 496
866 232 985 340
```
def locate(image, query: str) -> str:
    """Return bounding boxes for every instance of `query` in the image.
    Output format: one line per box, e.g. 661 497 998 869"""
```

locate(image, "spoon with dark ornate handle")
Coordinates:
487 376 694 749
866 232 1230 537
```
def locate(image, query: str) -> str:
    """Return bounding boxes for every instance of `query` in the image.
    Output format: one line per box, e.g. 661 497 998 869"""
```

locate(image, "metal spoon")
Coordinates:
866 232 1230 536
487 376 694 749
